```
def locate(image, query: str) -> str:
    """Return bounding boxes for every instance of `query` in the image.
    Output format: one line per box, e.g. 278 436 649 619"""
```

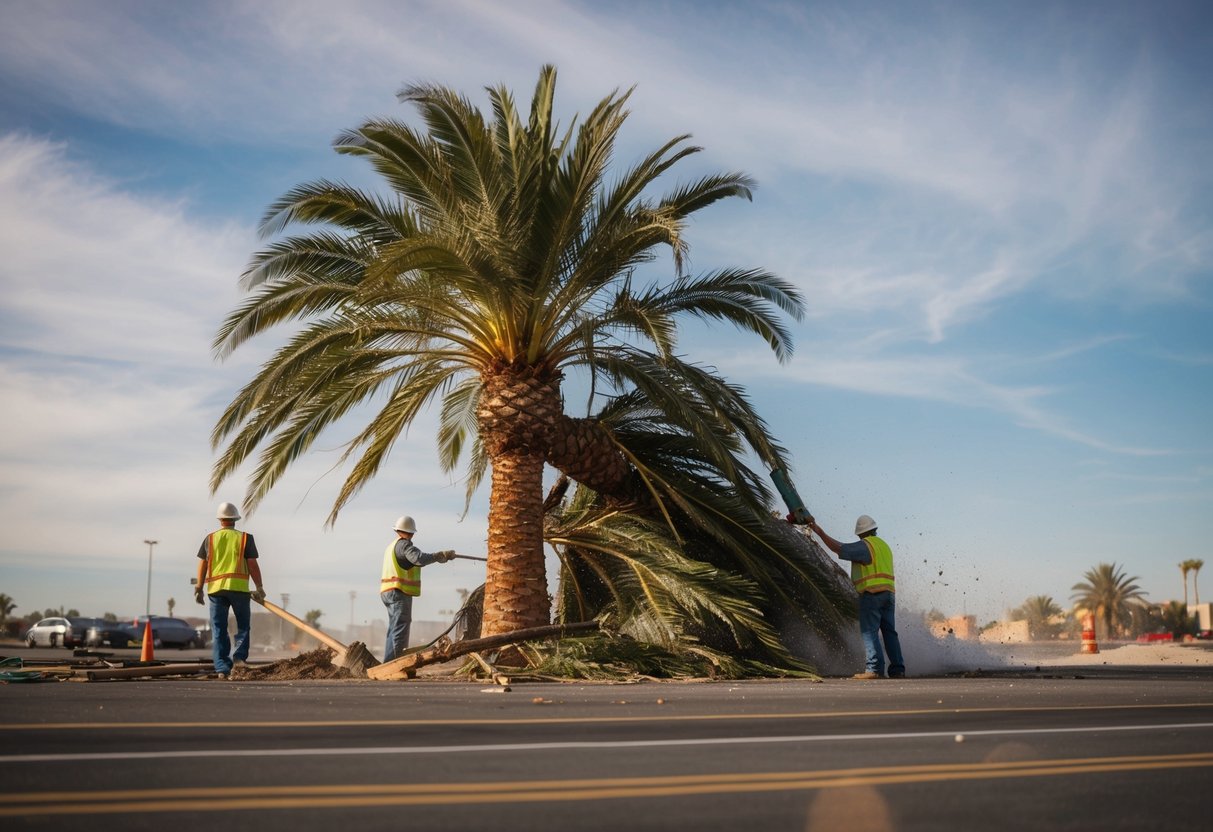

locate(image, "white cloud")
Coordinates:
0 134 251 364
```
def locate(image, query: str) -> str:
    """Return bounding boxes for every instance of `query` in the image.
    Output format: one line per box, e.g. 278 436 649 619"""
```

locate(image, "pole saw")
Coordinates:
769 464 814 524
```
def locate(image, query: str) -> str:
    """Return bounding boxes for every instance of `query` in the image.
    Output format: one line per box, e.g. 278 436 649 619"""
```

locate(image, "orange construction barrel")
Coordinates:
1080 613 1099 654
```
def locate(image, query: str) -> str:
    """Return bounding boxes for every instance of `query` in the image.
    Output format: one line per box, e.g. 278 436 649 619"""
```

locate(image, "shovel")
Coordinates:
254 597 379 677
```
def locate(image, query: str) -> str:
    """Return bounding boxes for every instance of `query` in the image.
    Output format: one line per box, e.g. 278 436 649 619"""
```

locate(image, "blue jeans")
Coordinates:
209 590 251 673
858 591 905 676
381 590 414 661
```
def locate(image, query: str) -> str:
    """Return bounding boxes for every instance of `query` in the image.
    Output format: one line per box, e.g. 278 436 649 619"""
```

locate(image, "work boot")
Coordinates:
851 671 880 680
233 659 248 669
216 672 228 680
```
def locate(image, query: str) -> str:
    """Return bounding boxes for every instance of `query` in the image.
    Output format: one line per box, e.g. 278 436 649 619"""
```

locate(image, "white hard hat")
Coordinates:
393 515 418 534
855 514 877 535
217 502 241 520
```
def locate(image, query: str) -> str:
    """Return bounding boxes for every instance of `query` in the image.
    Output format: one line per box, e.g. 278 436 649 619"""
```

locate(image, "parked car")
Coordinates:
83 619 136 649
133 616 202 649
23 617 93 648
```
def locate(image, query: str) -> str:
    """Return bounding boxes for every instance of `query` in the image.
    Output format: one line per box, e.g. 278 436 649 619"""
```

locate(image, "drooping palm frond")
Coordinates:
538 365 855 675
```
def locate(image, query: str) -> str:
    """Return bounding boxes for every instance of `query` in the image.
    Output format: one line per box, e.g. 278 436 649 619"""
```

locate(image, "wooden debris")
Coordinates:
468 651 511 687
367 621 600 680
255 598 379 676
78 664 211 681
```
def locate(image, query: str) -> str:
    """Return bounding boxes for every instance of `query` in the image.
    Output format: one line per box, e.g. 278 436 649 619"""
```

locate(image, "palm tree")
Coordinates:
1192 559 1204 606
1071 563 1147 640
211 66 803 639
0 593 15 625
305 609 324 628
1180 560 1192 607
1160 601 1194 640
1012 595 1063 641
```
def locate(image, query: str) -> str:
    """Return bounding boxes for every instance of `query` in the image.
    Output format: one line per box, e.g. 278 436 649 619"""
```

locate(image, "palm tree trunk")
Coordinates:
481 448 551 635
477 367 561 637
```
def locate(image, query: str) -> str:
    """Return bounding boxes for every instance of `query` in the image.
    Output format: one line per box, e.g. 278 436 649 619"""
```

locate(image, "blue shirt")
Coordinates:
837 539 872 565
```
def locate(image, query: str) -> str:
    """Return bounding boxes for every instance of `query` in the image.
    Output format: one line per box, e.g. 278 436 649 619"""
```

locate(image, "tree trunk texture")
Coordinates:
481 450 550 635
546 415 631 498
478 367 561 636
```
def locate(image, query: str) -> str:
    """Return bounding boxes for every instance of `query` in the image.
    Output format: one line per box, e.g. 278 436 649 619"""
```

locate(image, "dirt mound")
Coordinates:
232 647 354 681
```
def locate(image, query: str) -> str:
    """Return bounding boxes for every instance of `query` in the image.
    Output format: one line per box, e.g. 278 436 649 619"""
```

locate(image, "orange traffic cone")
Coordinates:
1080 613 1099 654
140 620 155 662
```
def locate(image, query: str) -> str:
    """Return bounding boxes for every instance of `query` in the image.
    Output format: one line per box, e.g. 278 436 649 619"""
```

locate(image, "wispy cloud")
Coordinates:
712 342 1173 457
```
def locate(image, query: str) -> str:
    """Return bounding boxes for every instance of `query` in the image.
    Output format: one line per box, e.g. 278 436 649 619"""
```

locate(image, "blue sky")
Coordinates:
1 0 1210 632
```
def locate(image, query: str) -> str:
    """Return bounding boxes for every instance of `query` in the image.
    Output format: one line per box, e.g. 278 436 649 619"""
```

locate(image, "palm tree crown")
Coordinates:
211 66 803 638
1012 595 1063 640
1071 562 1147 639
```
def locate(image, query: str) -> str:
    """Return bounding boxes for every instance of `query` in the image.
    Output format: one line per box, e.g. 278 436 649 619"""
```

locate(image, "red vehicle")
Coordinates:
1136 632 1174 643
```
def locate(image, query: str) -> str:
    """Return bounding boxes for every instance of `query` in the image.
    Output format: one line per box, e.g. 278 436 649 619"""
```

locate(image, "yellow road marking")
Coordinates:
5 701 1212 731
2 751 1211 815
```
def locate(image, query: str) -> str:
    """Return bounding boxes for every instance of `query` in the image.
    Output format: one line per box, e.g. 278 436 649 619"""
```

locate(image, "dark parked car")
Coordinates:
84 619 136 649
133 616 202 649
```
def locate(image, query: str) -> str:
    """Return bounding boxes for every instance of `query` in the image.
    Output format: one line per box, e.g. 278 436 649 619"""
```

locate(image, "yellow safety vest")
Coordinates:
381 540 421 596
205 528 250 593
852 535 895 594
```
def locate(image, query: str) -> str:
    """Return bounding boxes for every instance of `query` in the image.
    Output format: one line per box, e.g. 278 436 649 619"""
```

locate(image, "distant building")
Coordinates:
979 619 1031 644
931 614 978 640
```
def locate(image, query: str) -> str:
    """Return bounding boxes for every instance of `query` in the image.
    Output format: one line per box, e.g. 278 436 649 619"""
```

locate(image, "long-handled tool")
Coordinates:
452 554 487 562
254 597 379 676
770 464 814 524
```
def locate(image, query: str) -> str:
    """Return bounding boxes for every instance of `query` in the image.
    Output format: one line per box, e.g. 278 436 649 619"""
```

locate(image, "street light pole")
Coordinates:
143 539 158 617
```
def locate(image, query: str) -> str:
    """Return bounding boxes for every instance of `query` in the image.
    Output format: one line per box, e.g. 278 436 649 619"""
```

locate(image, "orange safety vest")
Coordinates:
381 540 421 596
851 535 895 594
205 528 250 593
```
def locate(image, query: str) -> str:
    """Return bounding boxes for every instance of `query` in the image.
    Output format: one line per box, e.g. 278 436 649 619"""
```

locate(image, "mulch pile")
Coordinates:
231 646 354 681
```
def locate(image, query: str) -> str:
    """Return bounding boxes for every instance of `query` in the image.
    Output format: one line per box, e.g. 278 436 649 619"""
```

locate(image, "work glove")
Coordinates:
435 549 456 563
194 586 205 606
251 587 266 603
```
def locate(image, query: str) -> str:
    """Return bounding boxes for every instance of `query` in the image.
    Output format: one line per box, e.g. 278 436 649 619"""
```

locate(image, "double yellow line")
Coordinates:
3 751 1211 816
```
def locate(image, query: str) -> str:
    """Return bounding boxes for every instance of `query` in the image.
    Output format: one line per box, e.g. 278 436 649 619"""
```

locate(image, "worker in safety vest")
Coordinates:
792 512 906 679
194 502 266 680
381 515 455 661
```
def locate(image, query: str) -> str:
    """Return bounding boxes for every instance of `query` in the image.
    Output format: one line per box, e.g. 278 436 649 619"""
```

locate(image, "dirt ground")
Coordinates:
230 646 354 681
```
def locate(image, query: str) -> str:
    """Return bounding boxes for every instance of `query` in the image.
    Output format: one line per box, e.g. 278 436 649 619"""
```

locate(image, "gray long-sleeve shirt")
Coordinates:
393 538 441 569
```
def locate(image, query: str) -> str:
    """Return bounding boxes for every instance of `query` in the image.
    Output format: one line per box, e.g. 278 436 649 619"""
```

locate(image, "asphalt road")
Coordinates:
2 665 1211 831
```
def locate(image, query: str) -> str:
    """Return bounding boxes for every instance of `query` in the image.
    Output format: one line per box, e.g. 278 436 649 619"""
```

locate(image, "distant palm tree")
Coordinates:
1180 561 1192 607
167 597 176 617
210 66 803 639
1192 559 1204 606
1012 595 1063 640
1160 601 1194 640
305 610 324 628
0 593 15 625
1071 563 1147 639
